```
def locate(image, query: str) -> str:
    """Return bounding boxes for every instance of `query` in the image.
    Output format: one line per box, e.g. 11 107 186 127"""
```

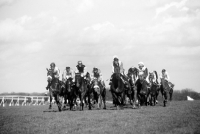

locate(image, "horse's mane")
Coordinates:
153 71 158 80
128 67 139 77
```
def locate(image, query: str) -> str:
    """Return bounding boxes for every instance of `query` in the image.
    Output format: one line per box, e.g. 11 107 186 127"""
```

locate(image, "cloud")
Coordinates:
23 42 43 53
76 0 94 13
154 0 188 18
167 46 200 56
0 0 19 7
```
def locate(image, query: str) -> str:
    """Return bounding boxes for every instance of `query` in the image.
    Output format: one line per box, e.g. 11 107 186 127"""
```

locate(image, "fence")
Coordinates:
0 96 56 107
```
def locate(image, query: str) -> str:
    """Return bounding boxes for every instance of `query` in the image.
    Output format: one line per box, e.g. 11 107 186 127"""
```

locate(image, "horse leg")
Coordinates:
62 94 67 109
88 92 92 110
70 95 74 111
49 95 52 109
99 95 102 109
169 88 173 101
54 94 59 111
102 88 106 109
132 89 137 109
97 94 100 110
163 91 168 107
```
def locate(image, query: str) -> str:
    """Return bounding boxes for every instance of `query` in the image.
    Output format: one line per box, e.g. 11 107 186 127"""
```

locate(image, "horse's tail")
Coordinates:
154 71 158 80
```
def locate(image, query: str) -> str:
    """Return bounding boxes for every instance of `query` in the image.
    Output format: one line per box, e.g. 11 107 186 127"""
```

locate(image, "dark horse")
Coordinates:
75 72 92 110
91 78 106 109
110 73 125 110
64 77 77 110
127 67 139 109
136 76 150 107
46 69 62 111
160 79 174 107
149 82 159 106
148 71 159 106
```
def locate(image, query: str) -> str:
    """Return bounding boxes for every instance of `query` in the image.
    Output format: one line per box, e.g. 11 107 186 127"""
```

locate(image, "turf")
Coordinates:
0 101 200 134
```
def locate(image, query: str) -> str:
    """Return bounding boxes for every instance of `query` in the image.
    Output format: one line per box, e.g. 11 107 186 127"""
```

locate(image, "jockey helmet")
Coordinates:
162 69 166 72
66 67 70 70
50 62 55 67
78 61 82 65
113 55 119 61
138 62 144 67
93 67 98 71
149 71 153 74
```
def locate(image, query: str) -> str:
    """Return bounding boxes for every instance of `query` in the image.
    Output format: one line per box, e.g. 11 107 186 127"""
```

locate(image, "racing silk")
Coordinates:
75 64 87 76
75 65 85 73
62 69 74 82
112 60 123 74
160 71 170 82
138 66 148 80
52 66 60 79
91 69 103 81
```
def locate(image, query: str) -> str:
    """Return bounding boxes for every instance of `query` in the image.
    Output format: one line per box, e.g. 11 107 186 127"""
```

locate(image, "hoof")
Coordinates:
132 105 137 109
103 107 106 110
49 106 52 109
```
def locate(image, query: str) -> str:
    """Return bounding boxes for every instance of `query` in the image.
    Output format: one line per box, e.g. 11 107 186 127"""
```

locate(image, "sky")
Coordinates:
0 0 200 93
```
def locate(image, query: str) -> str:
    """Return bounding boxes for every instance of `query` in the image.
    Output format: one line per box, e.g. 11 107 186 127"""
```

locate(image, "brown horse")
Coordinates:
91 78 106 109
75 72 92 111
46 69 62 111
160 79 174 107
64 77 77 110
127 67 139 109
110 73 125 110
149 71 159 106
137 79 149 106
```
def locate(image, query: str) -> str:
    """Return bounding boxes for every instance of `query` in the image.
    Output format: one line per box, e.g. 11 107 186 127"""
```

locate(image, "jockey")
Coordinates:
135 62 149 89
160 69 174 89
75 61 87 78
138 62 148 81
91 67 106 88
62 67 75 83
109 55 126 85
46 62 61 90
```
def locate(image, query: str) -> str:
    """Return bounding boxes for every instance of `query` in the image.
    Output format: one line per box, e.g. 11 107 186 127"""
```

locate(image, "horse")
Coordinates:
149 82 159 106
46 68 63 111
65 77 77 110
148 71 159 105
127 67 139 109
110 72 125 110
75 72 92 111
91 78 106 110
160 79 174 107
135 75 150 107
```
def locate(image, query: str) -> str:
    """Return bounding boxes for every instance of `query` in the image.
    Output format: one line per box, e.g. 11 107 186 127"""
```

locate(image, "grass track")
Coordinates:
0 101 200 134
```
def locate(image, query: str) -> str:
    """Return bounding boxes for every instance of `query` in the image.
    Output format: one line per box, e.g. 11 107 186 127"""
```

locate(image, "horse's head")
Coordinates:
149 72 154 83
92 78 102 94
75 73 81 87
111 73 124 92
47 68 54 79
128 67 139 83
140 80 149 95
161 79 170 93
66 77 73 92
85 72 91 85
